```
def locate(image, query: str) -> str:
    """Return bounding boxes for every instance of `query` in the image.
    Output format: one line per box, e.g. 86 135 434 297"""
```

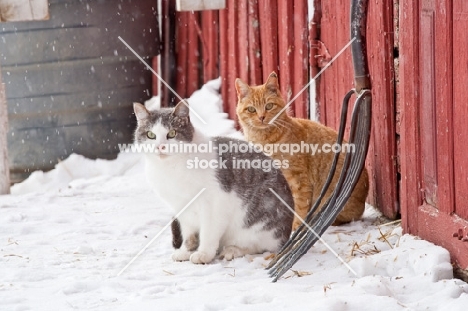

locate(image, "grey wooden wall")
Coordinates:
0 0 160 182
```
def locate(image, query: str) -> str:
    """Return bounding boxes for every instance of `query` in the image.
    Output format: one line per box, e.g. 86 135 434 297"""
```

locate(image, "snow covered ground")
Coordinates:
1 80 467 310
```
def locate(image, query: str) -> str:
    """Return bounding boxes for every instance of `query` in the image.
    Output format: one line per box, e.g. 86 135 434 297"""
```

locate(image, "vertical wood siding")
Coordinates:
316 0 398 219
170 0 310 122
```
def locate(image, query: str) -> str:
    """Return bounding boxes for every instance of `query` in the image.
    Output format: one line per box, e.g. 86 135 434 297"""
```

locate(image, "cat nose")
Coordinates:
159 145 166 151
259 116 265 123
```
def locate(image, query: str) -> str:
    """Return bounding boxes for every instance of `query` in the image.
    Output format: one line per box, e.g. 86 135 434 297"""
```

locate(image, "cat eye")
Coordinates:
247 106 256 113
265 103 274 110
167 129 177 138
146 131 156 139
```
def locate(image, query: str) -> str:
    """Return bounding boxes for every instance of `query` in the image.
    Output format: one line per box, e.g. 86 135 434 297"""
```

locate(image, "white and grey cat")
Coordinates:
133 101 293 264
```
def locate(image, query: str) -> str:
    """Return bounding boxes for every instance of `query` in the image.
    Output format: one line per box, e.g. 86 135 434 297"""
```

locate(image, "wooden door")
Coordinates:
399 0 468 269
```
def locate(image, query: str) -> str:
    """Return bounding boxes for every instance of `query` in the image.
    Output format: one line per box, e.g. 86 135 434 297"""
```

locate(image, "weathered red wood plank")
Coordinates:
433 0 454 215
419 2 438 208
247 0 262 85
366 0 398 218
336 0 354 133
309 0 322 119
201 10 219 83
319 0 352 138
317 0 338 125
292 0 309 119
453 0 468 219
187 12 200 97
258 0 278 80
322 0 352 131
237 0 249 84
219 8 229 114
277 0 294 114
175 11 188 98
399 0 422 233
227 0 239 121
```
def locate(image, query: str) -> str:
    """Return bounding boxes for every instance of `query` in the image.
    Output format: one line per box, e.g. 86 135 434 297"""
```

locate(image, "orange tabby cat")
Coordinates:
235 72 368 230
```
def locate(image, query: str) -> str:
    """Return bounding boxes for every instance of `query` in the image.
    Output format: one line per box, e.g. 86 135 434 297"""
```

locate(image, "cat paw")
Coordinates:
172 249 192 261
190 251 215 264
219 246 247 261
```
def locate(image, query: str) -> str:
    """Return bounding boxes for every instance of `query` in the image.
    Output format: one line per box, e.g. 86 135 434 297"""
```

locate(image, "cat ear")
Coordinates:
133 103 149 121
265 72 279 92
173 100 190 118
235 78 250 99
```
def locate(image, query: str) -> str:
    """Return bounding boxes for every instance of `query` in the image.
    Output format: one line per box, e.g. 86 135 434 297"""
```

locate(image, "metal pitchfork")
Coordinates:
267 0 372 282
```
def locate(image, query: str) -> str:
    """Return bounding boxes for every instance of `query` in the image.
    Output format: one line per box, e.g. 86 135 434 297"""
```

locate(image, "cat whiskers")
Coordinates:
271 119 291 131
270 122 283 132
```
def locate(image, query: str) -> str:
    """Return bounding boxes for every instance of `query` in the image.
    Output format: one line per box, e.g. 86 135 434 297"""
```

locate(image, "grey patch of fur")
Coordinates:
185 232 200 251
213 137 294 245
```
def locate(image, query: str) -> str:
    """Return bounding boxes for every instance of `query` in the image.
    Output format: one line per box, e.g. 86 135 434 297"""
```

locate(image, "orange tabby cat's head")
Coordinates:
235 72 289 129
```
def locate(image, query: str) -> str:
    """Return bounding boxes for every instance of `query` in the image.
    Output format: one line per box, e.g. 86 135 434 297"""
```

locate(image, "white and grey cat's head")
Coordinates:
133 101 195 154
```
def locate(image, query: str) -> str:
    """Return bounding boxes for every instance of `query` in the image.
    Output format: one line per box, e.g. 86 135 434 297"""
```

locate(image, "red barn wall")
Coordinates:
313 0 399 219
161 0 468 270
163 0 310 121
